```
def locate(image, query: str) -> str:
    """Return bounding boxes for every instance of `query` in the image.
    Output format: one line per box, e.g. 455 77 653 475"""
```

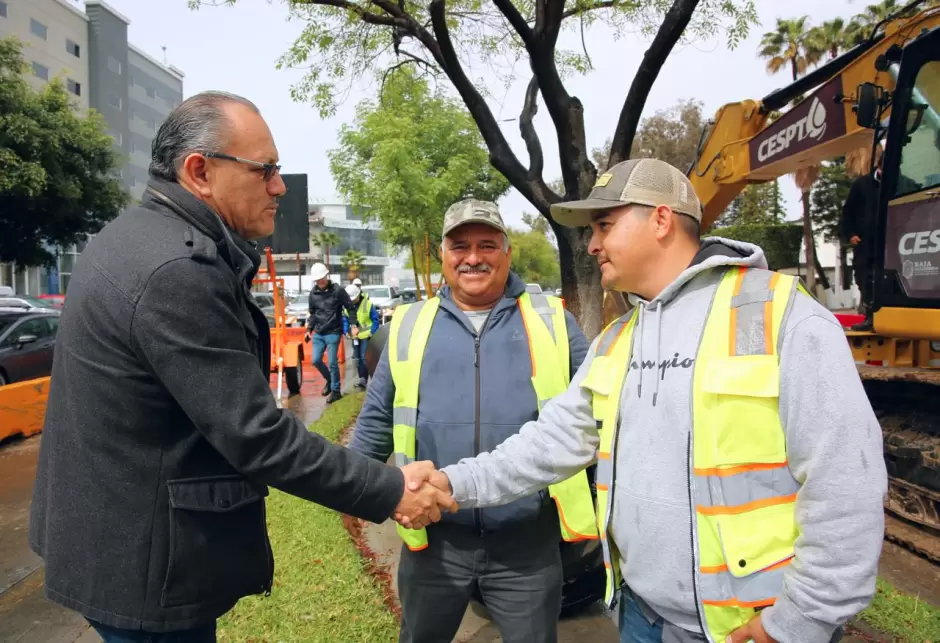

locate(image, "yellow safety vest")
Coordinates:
344 295 375 339
582 267 802 643
388 292 599 551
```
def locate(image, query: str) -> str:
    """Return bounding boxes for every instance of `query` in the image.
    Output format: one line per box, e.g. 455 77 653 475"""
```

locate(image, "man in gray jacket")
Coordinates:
29 91 455 643
350 200 591 643
414 160 887 643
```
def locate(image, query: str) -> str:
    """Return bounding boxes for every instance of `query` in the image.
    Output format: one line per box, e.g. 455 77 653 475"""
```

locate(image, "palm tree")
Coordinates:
758 17 829 291
758 17 821 83
311 231 342 271
341 249 365 281
807 18 849 61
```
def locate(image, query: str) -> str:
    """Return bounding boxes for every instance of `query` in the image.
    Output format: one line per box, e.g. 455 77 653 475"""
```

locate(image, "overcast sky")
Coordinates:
93 0 865 228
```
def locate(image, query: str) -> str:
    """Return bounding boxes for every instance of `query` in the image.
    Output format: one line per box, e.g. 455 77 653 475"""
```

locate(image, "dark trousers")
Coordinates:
88 619 216 643
853 249 873 314
398 508 563 643
352 337 369 381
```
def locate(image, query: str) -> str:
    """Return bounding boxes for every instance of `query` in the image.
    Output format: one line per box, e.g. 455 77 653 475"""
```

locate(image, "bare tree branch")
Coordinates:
490 0 535 47
608 0 698 167
519 76 544 181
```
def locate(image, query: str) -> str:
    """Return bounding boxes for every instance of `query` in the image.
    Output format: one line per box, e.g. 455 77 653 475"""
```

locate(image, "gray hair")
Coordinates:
149 91 259 181
441 233 510 254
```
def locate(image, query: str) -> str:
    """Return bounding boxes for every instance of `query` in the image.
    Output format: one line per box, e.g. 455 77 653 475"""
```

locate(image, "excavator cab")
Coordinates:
869 27 940 341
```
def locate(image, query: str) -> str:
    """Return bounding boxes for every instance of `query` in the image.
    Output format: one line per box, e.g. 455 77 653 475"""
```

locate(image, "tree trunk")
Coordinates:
801 192 817 292
411 245 424 301
555 224 604 340
809 219 830 291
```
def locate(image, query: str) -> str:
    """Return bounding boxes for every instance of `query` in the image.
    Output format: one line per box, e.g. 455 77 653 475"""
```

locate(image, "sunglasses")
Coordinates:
202 151 281 182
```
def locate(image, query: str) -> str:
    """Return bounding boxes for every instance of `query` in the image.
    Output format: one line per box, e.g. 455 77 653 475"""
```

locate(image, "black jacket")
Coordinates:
28 177 405 632
307 281 356 336
841 173 879 257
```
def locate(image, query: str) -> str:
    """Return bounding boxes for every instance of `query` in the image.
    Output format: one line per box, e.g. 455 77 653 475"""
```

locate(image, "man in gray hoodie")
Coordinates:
410 159 887 643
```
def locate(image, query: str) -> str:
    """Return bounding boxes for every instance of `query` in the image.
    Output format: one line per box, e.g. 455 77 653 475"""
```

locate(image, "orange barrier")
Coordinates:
0 377 50 441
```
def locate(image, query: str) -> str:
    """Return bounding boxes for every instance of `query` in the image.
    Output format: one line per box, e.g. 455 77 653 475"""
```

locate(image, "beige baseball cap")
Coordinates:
442 199 507 237
550 158 703 228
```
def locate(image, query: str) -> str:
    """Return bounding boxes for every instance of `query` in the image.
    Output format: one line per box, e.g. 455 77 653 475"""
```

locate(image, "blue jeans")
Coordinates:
88 619 216 642
352 337 369 380
619 587 664 643
312 332 341 392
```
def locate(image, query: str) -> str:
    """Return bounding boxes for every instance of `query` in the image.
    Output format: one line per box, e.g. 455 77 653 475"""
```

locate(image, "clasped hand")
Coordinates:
392 461 456 530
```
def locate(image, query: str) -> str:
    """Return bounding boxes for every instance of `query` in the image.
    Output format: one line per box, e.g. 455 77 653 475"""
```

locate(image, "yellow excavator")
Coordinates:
687 0 940 561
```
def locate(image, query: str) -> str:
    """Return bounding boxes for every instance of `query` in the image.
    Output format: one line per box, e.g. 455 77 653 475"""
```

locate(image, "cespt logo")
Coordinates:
757 96 828 163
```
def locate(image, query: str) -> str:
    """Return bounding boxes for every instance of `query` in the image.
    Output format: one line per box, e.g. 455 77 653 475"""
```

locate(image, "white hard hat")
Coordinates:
352 278 362 286
310 263 329 280
345 284 361 300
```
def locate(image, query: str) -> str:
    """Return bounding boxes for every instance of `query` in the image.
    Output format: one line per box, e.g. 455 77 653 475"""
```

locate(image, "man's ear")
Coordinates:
179 153 212 198
652 205 672 240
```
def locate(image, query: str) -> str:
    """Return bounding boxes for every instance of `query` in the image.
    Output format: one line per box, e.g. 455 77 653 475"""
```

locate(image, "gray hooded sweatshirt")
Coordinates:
441 238 887 643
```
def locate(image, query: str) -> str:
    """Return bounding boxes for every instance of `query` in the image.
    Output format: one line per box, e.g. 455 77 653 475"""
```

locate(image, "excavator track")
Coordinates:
859 366 940 566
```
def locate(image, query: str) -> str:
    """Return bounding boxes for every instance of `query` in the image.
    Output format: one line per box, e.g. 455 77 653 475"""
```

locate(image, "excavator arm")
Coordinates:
688 2 940 229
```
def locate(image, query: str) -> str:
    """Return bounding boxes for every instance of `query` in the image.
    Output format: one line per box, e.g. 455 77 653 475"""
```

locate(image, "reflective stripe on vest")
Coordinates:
583 267 800 643
388 294 598 552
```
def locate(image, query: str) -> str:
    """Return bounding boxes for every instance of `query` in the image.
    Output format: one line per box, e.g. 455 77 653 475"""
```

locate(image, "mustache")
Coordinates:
457 263 492 274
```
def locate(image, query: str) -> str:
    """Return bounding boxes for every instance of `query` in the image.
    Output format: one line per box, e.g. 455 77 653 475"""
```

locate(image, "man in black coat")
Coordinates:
841 151 882 331
28 91 456 643
304 262 355 403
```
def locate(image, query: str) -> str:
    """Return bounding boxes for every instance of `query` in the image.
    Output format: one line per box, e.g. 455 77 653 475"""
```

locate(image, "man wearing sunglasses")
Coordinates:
29 90 457 643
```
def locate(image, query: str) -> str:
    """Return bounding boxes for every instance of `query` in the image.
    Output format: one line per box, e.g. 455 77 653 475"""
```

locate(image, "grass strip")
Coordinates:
218 392 399 642
859 577 940 642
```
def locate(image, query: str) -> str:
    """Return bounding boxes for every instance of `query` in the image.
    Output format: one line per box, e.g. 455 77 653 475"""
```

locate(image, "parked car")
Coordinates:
39 293 66 309
0 295 59 312
525 283 543 295
361 285 399 323
285 295 308 328
0 310 60 385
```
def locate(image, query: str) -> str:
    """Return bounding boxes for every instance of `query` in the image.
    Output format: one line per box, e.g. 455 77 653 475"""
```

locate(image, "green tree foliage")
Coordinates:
592 98 707 173
328 67 509 263
714 181 786 228
0 37 128 266
190 0 757 337
508 213 560 288
811 160 854 243
709 224 803 270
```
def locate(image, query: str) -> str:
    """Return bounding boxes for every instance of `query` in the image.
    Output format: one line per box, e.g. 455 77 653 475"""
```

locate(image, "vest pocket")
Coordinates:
715 503 798 579
700 356 786 467
160 476 273 608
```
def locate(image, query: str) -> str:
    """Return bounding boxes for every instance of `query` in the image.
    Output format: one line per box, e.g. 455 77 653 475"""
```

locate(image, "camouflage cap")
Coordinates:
550 158 703 228
442 199 507 237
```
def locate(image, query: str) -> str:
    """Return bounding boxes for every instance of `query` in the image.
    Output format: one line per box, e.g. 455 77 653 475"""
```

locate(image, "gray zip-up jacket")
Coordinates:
441 239 887 642
349 272 590 532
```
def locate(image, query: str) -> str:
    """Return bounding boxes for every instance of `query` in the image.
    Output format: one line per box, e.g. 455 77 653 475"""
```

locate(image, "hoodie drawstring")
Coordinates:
634 301 663 407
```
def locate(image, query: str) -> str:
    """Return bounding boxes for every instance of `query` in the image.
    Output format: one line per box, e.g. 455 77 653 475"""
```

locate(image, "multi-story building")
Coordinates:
271 203 391 292
0 0 184 295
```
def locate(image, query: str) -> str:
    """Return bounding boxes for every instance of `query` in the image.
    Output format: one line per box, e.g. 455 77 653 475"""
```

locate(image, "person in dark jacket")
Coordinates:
349 200 591 643
304 262 355 403
841 148 882 331
28 91 456 643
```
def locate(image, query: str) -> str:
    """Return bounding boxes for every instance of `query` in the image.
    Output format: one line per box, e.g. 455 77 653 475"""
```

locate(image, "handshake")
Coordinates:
392 461 457 529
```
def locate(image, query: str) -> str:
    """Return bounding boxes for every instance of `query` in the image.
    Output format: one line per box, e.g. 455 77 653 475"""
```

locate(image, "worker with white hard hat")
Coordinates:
305 262 358 403
352 277 362 286
342 283 380 390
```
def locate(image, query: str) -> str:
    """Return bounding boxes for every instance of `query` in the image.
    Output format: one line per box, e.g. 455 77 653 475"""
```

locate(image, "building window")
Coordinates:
0 2 7 18
66 39 80 57
109 131 122 146
108 94 122 110
145 87 155 99
67 79 81 96
107 56 121 75
30 18 47 39
32 61 48 80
